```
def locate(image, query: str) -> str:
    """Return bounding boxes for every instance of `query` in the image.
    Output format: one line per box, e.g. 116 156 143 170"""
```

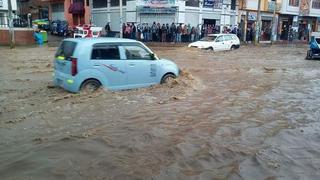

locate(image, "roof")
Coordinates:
311 32 320 37
63 37 139 45
207 33 236 36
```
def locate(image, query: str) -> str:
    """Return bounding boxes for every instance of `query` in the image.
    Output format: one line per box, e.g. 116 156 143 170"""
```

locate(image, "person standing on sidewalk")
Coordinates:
176 24 182 43
131 23 136 39
170 23 176 42
151 22 157 41
161 24 167 43
191 26 195 42
105 22 111 37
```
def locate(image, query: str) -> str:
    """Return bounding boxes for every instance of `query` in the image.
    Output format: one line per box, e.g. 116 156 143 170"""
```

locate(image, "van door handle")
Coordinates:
94 64 100 67
129 63 135 67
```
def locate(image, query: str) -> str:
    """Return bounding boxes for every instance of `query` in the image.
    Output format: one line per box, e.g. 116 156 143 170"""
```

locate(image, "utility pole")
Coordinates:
7 0 15 49
254 0 261 45
119 0 123 38
271 0 277 44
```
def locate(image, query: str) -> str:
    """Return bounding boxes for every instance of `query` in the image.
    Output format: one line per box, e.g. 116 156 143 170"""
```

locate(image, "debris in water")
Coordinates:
264 67 276 73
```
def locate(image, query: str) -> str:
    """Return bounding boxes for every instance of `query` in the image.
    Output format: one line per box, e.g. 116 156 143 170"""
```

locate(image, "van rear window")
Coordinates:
55 41 77 59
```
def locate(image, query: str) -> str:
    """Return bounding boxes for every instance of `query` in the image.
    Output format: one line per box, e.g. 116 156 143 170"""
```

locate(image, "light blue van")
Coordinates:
53 38 180 93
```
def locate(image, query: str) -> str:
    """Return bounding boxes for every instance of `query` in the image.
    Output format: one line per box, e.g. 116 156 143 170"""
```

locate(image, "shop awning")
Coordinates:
68 2 85 14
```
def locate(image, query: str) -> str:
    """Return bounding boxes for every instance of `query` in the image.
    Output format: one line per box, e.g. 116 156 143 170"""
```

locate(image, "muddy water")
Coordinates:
1 44 320 179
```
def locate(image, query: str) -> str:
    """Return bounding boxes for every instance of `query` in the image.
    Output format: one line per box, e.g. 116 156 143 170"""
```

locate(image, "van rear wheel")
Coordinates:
81 79 101 93
230 45 236 50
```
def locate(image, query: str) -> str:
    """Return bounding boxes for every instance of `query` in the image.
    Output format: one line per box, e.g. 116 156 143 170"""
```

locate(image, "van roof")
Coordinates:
62 37 139 45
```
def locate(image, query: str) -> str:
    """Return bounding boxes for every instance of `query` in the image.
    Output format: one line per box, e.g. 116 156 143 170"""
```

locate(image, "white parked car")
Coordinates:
188 34 240 51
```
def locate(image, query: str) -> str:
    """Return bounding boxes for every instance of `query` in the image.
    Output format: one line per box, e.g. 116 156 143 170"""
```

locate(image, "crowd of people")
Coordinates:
105 22 242 43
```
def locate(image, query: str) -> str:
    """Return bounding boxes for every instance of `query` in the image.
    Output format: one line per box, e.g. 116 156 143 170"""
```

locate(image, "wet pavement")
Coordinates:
1 44 320 180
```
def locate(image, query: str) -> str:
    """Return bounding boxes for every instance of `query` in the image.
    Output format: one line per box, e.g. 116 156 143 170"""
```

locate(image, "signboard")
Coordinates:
248 12 257 21
203 0 222 9
299 0 311 16
138 6 176 13
137 0 176 7
203 0 214 8
268 1 275 12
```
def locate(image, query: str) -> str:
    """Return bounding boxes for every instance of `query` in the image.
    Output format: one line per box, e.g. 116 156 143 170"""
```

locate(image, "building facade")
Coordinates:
239 0 281 42
239 0 320 42
0 0 17 27
17 0 48 22
91 0 238 32
47 0 91 27
279 0 320 41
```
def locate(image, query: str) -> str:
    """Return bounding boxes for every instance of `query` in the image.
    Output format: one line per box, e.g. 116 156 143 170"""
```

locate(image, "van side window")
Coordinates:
91 45 120 60
123 45 152 60
55 41 77 59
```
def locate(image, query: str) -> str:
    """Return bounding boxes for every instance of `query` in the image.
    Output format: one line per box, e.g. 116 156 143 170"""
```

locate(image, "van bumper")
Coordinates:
53 70 79 93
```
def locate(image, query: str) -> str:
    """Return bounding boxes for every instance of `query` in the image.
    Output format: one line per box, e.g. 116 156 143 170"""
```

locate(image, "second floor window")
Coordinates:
312 0 320 9
231 0 236 10
289 0 299 7
111 0 127 7
186 0 199 7
93 0 107 8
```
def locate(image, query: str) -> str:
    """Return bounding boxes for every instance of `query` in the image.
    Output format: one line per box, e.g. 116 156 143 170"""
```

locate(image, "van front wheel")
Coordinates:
161 73 176 84
81 79 101 93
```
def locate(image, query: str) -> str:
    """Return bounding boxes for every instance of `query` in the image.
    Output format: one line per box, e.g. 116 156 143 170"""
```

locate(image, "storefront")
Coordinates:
137 0 177 25
278 15 292 40
91 0 235 32
260 14 273 41
278 15 317 41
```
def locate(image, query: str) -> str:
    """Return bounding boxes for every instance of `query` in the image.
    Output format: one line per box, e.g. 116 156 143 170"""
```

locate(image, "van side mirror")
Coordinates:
150 53 156 60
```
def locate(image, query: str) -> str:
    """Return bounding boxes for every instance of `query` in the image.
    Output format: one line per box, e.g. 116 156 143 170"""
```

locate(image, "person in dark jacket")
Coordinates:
161 24 167 42
105 22 111 37
131 23 136 39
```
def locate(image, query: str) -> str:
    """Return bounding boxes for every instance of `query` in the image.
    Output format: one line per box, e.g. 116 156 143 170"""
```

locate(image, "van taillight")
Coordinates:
71 57 77 76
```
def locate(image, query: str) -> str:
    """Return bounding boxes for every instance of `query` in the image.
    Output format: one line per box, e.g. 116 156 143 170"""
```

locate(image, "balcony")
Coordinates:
68 2 85 14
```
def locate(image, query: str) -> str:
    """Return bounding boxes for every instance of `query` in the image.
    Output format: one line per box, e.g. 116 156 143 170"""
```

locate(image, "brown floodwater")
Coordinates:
1 44 320 180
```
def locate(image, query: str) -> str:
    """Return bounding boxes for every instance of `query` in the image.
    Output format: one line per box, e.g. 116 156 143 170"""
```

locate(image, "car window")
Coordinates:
224 35 233 41
215 36 224 42
316 38 320 44
123 45 152 60
55 41 77 59
91 45 120 60
200 36 217 42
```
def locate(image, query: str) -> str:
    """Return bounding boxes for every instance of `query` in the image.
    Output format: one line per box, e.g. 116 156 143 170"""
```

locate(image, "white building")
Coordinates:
0 0 17 27
91 0 238 32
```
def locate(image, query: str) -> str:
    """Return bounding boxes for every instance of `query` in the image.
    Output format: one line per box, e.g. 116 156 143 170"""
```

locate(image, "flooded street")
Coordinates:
1 44 320 179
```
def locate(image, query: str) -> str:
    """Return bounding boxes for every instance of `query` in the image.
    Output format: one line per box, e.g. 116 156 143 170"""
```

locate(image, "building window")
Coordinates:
231 0 236 10
93 0 107 8
52 3 64 12
289 0 299 7
312 0 320 9
86 0 89 6
186 0 199 7
110 0 127 7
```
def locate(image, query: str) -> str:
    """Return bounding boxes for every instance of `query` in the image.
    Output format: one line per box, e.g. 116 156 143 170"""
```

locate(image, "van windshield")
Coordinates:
55 41 77 59
200 36 217 42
